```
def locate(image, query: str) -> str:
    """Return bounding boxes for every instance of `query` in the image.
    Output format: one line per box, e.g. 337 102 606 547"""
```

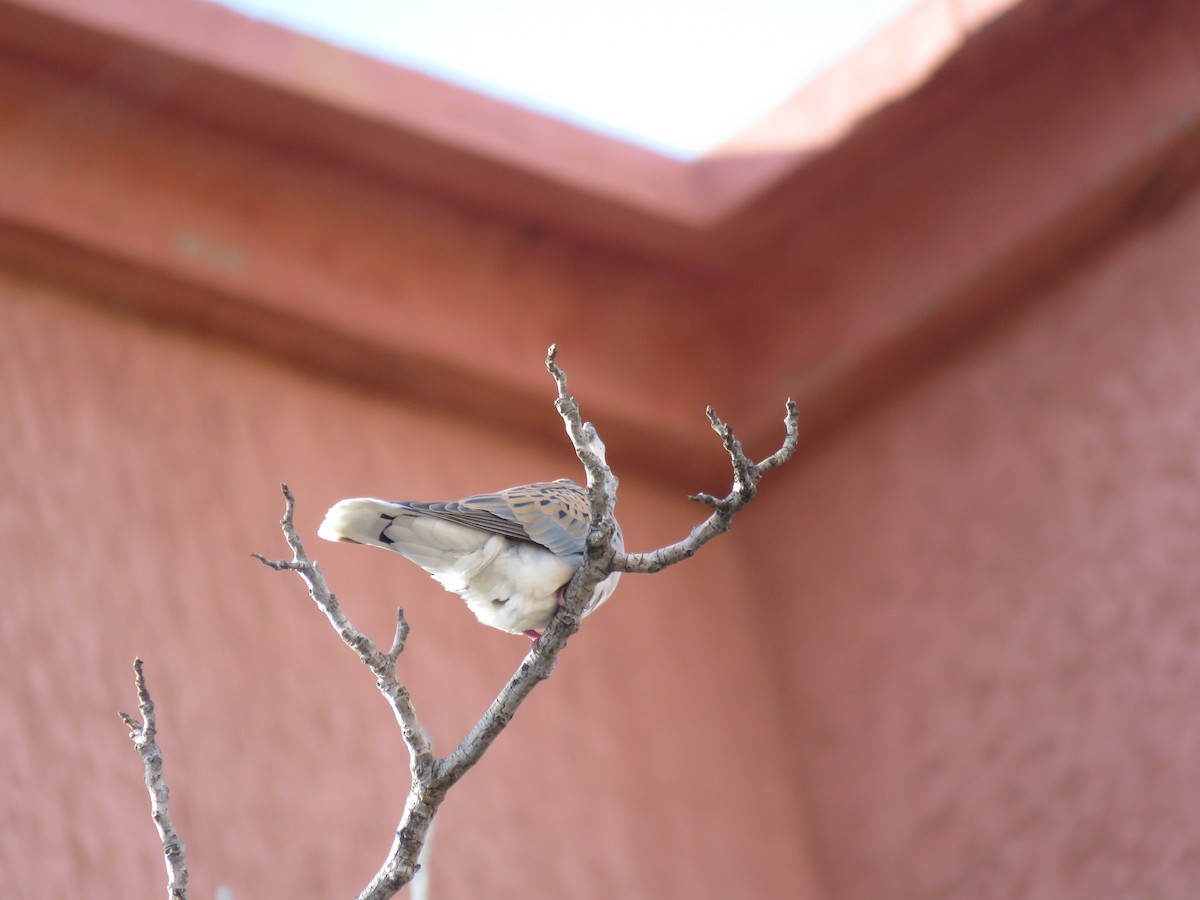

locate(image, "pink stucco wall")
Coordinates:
0 270 820 898
743 176 1200 899
4 0 1200 897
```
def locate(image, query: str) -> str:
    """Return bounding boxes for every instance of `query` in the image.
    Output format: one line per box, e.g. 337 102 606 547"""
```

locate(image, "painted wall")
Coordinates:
4 1 1199 898
742 173 1200 899
0 268 820 898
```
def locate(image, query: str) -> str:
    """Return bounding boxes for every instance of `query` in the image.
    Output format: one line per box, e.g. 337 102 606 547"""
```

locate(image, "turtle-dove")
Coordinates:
318 479 622 639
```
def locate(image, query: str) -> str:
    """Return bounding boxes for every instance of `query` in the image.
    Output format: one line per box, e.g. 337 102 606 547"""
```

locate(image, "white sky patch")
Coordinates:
214 0 915 158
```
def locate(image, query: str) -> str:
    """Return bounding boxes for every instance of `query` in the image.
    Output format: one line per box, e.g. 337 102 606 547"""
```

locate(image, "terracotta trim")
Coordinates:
0 0 1017 242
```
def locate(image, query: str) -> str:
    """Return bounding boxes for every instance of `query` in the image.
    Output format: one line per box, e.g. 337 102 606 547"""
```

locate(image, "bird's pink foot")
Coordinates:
524 629 542 647
556 585 567 607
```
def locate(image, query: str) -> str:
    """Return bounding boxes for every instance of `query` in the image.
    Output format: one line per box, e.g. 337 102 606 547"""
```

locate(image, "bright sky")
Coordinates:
214 0 915 159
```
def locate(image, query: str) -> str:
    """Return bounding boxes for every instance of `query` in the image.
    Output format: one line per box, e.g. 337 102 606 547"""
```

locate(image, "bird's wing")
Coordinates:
321 480 595 562
392 499 534 544
455 480 590 559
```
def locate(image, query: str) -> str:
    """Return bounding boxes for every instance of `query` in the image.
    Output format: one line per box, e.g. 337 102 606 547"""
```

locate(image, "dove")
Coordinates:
317 479 622 640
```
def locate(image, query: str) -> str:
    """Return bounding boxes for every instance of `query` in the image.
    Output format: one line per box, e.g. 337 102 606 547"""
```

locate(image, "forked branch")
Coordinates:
128 347 798 900
545 343 799 576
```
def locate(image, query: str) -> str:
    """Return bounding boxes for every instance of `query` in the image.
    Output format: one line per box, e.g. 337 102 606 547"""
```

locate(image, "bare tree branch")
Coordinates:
252 489 434 780
612 399 799 575
532 343 628 637
122 347 796 900
253 487 436 899
119 658 189 900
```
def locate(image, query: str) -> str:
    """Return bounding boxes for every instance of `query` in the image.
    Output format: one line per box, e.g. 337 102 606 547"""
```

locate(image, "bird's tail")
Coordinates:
317 498 406 551
318 497 492 577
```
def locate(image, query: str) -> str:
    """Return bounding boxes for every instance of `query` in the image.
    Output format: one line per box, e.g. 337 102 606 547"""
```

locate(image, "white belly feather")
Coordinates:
435 533 577 633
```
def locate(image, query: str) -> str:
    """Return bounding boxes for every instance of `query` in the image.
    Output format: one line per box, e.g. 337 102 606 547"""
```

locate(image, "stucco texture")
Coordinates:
0 268 818 899
743 169 1200 899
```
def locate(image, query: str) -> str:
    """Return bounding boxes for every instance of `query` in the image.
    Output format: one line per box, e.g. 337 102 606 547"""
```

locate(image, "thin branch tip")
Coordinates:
273 482 296 521
120 655 189 897
251 551 303 572
705 406 731 435
388 608 411 659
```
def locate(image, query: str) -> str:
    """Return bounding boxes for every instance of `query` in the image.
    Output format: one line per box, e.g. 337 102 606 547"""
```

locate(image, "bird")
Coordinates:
317 479 622 640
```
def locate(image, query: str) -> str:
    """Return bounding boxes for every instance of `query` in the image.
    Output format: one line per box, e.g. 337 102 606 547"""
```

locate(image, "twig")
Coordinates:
252 490 433 779
540 345 623 620
613 399 799 574
120 658 189 900
253 487 435 899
